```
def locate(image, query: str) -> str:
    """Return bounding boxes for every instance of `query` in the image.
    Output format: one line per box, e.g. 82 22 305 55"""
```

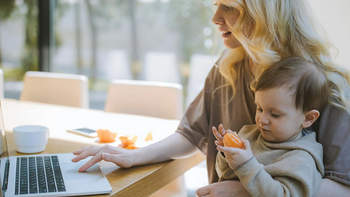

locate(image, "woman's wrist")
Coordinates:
130 132 197 166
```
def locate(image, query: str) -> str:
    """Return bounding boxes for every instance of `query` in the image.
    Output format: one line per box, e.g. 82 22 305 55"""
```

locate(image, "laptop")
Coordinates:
0 99 112 197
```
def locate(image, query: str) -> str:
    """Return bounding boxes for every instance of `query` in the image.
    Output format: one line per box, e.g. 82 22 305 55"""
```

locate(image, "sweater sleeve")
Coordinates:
311 104 350 185
235 151 322 197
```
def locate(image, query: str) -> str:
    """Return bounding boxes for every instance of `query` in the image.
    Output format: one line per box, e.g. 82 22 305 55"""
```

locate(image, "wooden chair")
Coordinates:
105 79 187 197
105 80 183 119
20 71 89 108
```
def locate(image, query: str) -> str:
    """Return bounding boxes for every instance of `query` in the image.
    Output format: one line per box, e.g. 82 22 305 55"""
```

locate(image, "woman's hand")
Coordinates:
216 139 253 170
72 133 198 172
196 180 251 197
71 145 134 171
314 178 350 197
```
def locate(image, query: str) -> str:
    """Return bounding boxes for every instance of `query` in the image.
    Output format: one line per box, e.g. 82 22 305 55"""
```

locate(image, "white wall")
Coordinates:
307 0 350 70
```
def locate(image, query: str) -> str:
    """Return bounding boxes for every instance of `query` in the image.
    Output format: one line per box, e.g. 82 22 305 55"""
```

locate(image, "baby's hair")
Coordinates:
252 56 329 112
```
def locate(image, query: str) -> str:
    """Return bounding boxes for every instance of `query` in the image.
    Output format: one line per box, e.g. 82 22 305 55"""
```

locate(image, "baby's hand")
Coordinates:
216 139 253 170
212 124 228 146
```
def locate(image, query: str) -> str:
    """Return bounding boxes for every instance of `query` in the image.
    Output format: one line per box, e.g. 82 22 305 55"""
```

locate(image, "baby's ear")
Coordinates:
302 109 320 128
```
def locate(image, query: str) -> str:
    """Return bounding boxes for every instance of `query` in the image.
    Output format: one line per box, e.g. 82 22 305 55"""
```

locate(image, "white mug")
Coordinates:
13 125 49 153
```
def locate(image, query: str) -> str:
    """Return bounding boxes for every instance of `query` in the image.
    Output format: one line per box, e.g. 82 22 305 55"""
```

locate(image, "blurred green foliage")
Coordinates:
0 0 66 80
20 0 38 77
0 0 217 82
0 0 16 19
0 0 16 67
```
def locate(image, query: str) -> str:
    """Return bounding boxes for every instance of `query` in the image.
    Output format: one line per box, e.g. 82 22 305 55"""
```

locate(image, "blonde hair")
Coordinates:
217 0 350 113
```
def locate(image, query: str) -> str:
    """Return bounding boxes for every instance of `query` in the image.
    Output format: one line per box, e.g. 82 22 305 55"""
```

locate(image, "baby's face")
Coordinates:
254 87 305 142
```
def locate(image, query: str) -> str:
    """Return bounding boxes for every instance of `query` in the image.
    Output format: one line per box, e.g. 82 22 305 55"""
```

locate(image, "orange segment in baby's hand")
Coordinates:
223 132 243 149
96 129 117 143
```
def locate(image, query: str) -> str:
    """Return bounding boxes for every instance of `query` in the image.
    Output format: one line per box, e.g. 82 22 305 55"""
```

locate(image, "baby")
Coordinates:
213 56 328 197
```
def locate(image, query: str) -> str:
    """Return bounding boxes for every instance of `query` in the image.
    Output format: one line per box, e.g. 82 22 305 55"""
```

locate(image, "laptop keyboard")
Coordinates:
14 156 66 195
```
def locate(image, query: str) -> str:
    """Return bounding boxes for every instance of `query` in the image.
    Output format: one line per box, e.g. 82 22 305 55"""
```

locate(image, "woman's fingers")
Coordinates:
78 151 104 172
196 184 211 197
72 146 93 155
102 153 133 168
77 145 115 171
101 153 116 163
71 146 103 162
74 145 133 171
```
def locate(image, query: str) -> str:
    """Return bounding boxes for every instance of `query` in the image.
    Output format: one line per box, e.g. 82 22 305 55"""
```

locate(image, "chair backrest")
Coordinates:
0 68 3 98
105 80 183 120
20 71 89 108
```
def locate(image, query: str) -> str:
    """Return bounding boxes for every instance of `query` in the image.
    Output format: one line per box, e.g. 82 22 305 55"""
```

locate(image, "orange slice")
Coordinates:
119 135 138 146
96 129 117 143
145 132 153 142
118 135 139 149
126 144 139 150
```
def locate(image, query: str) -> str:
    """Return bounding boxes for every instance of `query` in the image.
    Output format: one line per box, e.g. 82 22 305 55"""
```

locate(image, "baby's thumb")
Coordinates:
242 138 251 150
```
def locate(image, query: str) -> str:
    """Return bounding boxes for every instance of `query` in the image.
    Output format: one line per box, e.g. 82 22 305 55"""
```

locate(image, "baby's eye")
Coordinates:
256 108 263 112
271 113 280 118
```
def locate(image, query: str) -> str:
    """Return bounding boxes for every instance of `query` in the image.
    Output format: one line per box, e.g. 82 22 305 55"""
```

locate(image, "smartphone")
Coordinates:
67 128 97 138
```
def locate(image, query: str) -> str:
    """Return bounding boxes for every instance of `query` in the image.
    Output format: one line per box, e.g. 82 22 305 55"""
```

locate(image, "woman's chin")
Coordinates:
224 41 242 49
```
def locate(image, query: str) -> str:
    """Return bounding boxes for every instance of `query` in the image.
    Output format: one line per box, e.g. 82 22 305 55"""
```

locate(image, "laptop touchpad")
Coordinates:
61 162 104 180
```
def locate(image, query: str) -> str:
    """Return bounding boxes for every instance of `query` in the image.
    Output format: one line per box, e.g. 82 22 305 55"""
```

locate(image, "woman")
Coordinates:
72 0 350 196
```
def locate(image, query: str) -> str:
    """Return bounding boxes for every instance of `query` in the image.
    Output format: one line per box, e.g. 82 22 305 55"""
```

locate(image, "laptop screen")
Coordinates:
0 99 11 197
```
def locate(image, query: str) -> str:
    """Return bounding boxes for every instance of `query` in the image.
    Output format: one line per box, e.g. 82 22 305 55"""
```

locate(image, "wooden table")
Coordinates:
1 99 205 197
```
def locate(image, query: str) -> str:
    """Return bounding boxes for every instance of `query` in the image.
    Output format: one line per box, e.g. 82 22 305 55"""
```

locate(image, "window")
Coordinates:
0 0 223 109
